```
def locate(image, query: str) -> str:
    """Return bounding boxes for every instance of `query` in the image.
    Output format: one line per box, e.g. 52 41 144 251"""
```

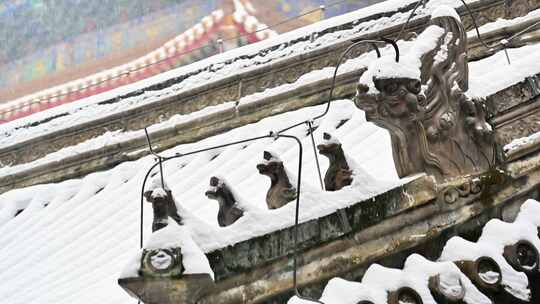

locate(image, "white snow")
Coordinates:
432 5 462 21
358 24 446 94
466 43 540 99
403 254 491 304
286 199 540 303
0 102 235 176
362 264 437 304
467 8 540 35
321 132 341 145
438 201 540 300
318 277 387 304
151 188 168 199
516 198 540 227
504 130 540 154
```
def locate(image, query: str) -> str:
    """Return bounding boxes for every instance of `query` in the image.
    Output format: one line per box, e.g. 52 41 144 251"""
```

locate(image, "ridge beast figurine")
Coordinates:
256 151 297 209
205 176 244 227
317 132 353 191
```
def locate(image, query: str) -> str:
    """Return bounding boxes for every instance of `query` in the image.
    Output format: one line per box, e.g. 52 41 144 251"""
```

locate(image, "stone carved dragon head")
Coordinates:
354 7 496 181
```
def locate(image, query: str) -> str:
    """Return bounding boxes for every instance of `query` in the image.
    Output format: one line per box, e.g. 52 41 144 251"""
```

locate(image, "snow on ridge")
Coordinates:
0 0 478 150
404 254 491 304
432 4 462 21
467 43 540 99
467 8 540 36
362 263 437 304
504 130 540 154
318 277 387 304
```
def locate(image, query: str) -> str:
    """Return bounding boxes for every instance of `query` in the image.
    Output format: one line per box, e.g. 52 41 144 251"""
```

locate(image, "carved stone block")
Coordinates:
354 9 497 181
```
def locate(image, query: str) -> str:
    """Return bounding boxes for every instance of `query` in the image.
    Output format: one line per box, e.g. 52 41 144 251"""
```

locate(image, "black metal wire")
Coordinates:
138 130 328 302
307 121 325 191
457 0 540 53
459 0 492 50
379 37 400 62
396 0 426 41
277 134 325 304
277 38 389 135
144 128 166 188
506 20 540 42
136 37 397 304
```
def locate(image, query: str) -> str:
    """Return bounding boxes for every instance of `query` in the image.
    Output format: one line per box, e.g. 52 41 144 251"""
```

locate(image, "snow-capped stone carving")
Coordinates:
141 248 184 278
205 176 244 227
353 7 496 181
317 132 353 191
144 178 183 232
256 151 297 209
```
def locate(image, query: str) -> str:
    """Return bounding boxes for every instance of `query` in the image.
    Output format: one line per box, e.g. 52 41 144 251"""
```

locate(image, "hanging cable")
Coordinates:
307 120 324 190
396 0 427 41
379 37 400 62
459 0 493 50
278 38 388 135
144 128 166 188
277 133 325 304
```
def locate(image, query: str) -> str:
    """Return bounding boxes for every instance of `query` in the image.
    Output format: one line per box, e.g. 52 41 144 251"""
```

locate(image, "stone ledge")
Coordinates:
207 175 436 282
119 155 540 304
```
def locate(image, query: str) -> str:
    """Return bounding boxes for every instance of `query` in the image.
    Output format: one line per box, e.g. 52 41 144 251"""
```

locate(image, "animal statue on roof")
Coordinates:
256 151 297 209
353 7 496 181
205 176 245 227
317 132 353 191
144 179 183 232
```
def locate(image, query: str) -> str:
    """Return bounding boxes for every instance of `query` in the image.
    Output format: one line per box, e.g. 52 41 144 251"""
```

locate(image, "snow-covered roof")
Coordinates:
0 99 403 304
